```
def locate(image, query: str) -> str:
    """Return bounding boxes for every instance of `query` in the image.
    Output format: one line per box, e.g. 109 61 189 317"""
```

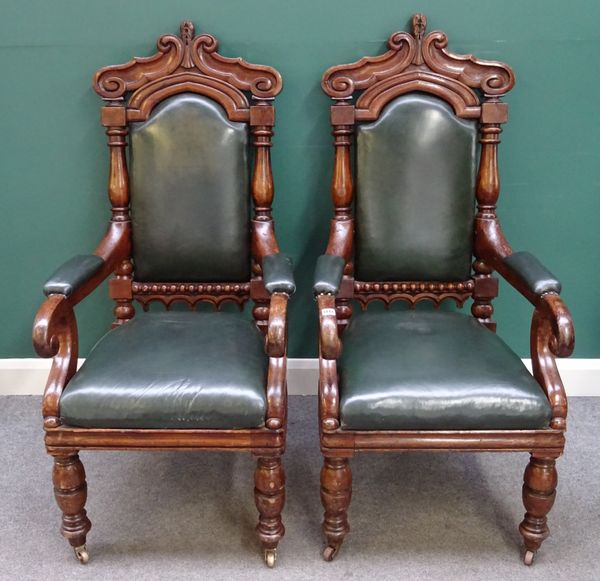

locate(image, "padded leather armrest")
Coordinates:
313 254 345 295
262 253 296 295
503 251 561 296
43 255 105 297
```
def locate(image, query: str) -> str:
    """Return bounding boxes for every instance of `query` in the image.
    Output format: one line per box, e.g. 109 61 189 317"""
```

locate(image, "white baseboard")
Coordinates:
0 358 598 396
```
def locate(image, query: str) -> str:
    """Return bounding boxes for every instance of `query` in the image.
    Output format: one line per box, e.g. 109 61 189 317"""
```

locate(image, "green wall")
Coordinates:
2 0 599 358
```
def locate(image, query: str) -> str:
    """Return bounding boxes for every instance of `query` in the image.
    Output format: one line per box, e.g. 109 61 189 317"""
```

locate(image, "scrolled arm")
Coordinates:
32 222 130 427
531 293 574 430
536 292 574 358
32 295 78 428
317 294 342 431
476 223 573 428
315 262 345 431
262 252 294 356
264 292 289 430
490 247 573 429
489 247 573 429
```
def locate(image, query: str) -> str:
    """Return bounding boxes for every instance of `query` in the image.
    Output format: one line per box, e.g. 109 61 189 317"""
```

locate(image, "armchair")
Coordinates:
315 14 574 565
33 21 293 568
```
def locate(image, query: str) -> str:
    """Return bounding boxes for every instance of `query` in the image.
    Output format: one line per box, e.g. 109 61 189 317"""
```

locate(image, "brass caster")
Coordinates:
523 550 535 566
74 544 89 565
264 548 277 568
323 545 338 562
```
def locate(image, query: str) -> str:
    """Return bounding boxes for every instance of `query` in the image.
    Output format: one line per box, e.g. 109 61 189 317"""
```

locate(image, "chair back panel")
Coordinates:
355 93 477 282
130 92 250 282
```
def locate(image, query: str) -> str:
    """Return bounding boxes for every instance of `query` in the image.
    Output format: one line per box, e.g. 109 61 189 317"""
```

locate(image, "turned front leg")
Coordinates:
320 456 352 561
254 456 285 567
52 453 92 564
519 455 557 565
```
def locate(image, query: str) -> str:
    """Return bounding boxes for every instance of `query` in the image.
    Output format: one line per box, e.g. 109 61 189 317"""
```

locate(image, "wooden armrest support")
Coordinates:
32 222 130 428
319 358 340 432
265 356 287 430
317 294 342 432
266 292 289 358
317 294 341 360
531 293 574 430
479 222 574 428
33 295 78 428
476 220 574 429
264 292 289 430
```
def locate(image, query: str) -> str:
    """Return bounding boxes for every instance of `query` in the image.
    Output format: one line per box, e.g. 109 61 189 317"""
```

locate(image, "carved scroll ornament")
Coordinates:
322 13 515 99
94 21 283 100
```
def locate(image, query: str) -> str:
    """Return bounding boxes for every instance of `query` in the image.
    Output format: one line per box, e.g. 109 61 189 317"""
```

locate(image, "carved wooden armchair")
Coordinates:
33 22 293 568
314 14 574 564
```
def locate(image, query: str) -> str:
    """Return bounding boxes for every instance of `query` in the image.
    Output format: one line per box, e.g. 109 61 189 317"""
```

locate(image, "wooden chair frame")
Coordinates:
33 21 288 568
316 14 574 564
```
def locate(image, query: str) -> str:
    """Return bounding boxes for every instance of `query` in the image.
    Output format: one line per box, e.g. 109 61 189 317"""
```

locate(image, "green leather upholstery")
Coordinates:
503 251 561 296
44 255 104 297
262 253 296 295
60 311 267 429
339 311 551 430
313 254 345 295
355 94 477 281
130 93 250 282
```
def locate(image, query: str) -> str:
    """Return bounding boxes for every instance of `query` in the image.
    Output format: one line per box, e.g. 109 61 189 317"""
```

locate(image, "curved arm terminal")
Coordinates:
531 293 574 430
32 295 78 428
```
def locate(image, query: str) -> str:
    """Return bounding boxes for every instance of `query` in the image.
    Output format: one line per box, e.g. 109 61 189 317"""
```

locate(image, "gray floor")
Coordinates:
1 396 599 581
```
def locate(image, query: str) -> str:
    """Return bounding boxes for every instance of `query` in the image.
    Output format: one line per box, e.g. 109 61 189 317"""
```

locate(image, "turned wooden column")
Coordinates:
102 104 134 326
519 455 558 564
254 456 285 549
321 455 352 560
472 99 509 331
329 102 355 334
52 454 91 553
250 101 278 335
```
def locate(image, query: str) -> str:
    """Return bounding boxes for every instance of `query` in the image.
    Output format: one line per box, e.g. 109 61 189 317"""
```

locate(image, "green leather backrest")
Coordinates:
355 93 477 281
130 93 250 282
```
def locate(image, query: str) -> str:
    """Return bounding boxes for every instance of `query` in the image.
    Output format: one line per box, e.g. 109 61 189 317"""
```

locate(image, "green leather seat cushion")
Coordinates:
60 311 267 429
339 311 551 430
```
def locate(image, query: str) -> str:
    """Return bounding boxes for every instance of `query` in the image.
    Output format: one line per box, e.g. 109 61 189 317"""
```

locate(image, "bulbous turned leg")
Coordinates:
52 453 92 564
320 456 352 561
519 455 557 565
254 456 285 568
